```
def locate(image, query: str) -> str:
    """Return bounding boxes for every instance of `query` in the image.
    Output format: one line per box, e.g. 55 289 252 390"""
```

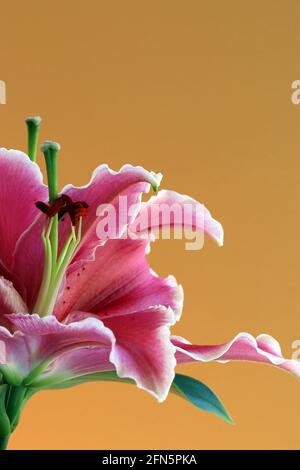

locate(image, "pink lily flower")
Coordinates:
0 147 219 399
0 117 299 448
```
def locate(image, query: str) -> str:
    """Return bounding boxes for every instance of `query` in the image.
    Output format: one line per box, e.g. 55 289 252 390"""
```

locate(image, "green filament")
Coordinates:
32 218 83 317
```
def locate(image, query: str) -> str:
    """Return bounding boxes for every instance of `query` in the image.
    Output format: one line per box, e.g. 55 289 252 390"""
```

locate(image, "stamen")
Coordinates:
25 116 42 162
35 195 70 218
36 194 89 228
32 219 53 315
38 217 83 317
68 201 89 226
55 226 76 274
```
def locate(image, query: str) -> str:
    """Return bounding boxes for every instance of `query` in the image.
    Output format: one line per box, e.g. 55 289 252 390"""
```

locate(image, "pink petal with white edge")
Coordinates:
46 346 113 379
27 346 114 388
13 164 162 309
0 276 28 329
0 326 33 378
172 333 300 378
2 313 114 382
37 306 177 400
130 190 224 246
103 306 177 402
54 237 183 323
64 164 162 269
0 149 47 271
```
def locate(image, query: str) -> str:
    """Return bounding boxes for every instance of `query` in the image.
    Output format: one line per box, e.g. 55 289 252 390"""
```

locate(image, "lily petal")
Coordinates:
12 164 162 308
0 149 47 272
1 313 114 383
0 341 5 364
103 306 177 402
47 306 177 401
130 190 224 246
55 237 183 322
0 276 28 329
64 164 162 269
173 333 300 378
40 346 113 382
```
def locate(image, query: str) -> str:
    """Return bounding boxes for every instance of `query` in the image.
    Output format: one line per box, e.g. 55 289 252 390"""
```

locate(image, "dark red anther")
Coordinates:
57 194 73 219
36 194 89 226
35 201 50 215
68 201 89 226
35 194 71 218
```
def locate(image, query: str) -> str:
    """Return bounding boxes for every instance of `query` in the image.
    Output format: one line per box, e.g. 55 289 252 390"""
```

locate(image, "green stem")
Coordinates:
25 116 42 162
6 386 26 429
0 435 9 450
0 385 32 450
0 385 11 450
10 389 36 433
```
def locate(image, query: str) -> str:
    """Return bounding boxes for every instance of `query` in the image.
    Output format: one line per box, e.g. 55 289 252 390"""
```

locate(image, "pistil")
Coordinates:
41 141 60 277
32 141 88 317
25 116 42 162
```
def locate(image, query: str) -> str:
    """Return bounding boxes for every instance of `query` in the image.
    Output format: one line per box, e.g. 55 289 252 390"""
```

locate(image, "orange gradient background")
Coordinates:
0 0 299 450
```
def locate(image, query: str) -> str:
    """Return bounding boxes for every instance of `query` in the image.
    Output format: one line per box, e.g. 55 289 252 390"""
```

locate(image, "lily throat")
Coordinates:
32 199 86 318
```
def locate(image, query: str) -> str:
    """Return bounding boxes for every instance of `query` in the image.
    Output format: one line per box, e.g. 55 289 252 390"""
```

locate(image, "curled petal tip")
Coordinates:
208 218 224 246
217 230 224 247
152 182 159 194
151 172 163 194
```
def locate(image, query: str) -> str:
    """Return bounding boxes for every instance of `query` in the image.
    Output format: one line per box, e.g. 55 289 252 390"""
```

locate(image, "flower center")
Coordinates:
32 141 88 317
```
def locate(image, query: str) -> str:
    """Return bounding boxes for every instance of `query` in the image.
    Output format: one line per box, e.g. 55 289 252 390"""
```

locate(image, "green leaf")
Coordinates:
172 374 233 424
